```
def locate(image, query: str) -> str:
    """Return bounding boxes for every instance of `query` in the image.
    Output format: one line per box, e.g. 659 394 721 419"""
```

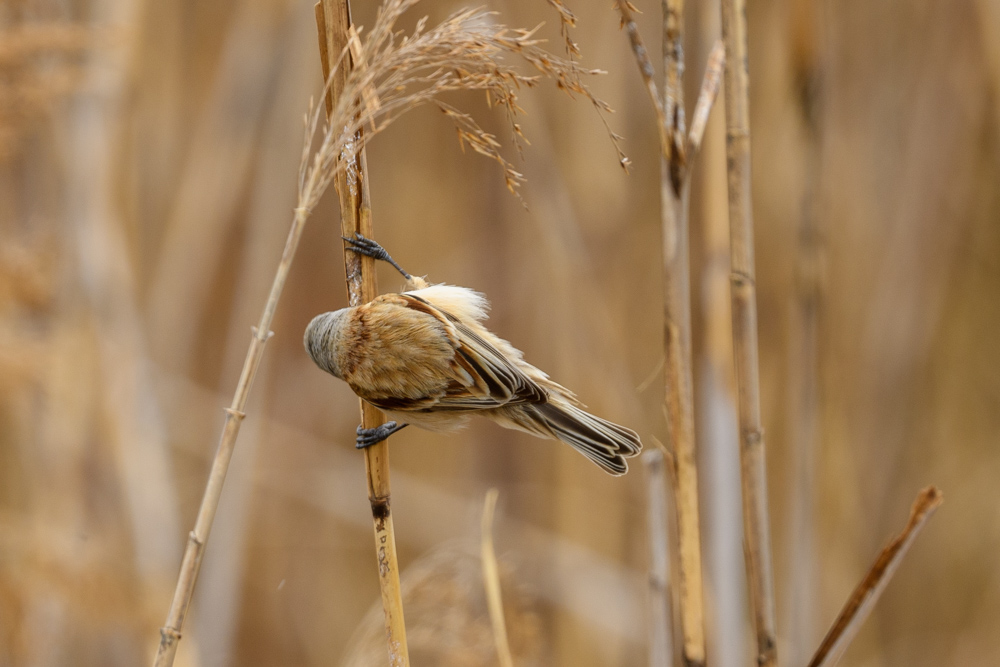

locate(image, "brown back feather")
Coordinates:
344 293 546 413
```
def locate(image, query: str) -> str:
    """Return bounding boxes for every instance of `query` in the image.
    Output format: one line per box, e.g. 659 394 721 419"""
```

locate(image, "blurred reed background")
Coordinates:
1 0 999 665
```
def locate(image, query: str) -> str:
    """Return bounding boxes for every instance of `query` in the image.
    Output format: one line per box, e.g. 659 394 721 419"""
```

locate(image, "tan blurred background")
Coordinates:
2 0 999 665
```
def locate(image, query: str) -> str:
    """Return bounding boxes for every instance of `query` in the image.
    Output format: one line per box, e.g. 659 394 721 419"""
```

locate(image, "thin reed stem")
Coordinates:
152 208 305 666
719 0 778 665
644 450 673 667
615 4 724 666
784 13 824 659
316 1 409 664
481 489 514 667
806 487 943 667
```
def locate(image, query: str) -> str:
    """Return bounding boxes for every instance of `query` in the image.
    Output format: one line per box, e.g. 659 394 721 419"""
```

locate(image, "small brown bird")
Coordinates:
305 234 642 475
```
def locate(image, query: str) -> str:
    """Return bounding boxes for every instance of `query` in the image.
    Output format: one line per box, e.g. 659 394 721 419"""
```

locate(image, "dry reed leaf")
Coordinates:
807 487 944 667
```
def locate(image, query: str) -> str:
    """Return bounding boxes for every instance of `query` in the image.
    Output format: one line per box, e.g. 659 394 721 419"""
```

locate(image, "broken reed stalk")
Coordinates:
719 0 778 665
315 1 410 664
615 4 724 666
481 489 514 667
643 450 673 667
806 487 943 667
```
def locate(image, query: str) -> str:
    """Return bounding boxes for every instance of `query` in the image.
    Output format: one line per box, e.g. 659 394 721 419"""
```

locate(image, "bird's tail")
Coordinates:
515 402 642 475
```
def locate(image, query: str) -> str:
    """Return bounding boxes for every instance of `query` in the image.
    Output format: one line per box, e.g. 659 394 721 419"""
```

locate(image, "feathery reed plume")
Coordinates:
615 2 724 665
719 0 779 664
305 0 627 204
806 487 943 667
546 0 581 58
154 1 623 664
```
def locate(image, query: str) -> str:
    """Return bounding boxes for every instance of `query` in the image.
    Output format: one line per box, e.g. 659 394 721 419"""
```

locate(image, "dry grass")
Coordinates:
0 0 995 665
301 0 627 206
341 541 543 667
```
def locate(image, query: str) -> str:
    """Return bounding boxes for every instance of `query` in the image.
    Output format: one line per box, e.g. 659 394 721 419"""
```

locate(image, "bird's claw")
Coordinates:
342 233 411 280
343 233 390 261
355 421 407 449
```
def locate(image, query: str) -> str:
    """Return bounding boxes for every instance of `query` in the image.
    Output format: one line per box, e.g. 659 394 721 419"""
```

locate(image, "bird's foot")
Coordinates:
355 421 408 449
342 233 411 280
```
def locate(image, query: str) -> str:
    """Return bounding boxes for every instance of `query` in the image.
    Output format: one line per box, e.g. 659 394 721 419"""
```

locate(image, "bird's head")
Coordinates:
304 309 350 379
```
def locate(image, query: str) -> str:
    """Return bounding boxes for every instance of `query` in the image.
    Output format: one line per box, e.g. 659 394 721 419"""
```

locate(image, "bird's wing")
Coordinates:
352 293 546 413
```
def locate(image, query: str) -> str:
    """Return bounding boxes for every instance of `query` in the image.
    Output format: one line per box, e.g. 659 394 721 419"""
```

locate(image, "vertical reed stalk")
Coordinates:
616 4 724 665
644 450 673 667
659 9 706 663
660 6 702 664
718 1 778 665
694 3 749 666
785 5 824 659
315 1 410 664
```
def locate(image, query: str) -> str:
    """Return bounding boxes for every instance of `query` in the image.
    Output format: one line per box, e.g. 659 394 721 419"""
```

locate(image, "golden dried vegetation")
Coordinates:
1 0 998 665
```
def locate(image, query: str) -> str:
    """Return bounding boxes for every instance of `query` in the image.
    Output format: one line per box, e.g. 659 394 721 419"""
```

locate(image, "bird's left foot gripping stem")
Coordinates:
355 421 408 449
343 233 411 280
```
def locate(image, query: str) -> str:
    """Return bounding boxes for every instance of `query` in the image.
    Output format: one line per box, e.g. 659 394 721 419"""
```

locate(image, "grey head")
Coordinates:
304 308 350 379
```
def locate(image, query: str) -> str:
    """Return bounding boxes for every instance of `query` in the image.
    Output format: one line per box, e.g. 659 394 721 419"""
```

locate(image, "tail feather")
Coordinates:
523 402 642 475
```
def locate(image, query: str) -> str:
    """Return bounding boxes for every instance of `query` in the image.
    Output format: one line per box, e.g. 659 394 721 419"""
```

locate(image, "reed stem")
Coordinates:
806 488 942 667
615 4 724 665
718 0 778 664
315 1 410 664
152 207 306 666
644 450 674 667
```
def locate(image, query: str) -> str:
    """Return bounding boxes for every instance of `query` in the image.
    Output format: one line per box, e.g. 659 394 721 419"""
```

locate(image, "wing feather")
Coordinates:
404 293 547 408
352 292 546 413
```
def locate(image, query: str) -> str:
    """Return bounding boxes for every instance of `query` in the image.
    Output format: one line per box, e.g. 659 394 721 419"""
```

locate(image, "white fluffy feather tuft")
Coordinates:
406 283 490 323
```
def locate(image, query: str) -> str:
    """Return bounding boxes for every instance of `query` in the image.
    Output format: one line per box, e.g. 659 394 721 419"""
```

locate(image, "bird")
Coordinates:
304 233 642 475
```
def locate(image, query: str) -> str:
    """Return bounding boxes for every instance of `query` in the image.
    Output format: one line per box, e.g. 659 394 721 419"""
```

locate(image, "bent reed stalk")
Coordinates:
807 487 943 667
152 1 622 663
